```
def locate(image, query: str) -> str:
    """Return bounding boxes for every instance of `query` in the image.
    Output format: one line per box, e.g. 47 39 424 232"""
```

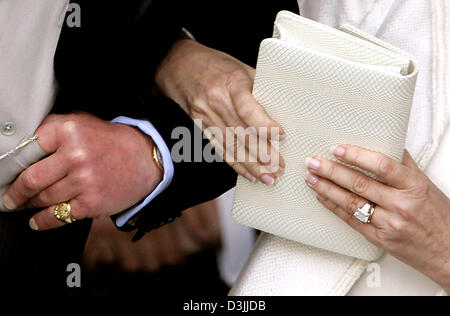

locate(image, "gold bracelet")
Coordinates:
153 145 164 172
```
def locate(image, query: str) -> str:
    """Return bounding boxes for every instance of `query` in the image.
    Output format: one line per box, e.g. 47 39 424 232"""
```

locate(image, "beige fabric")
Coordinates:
229 233 367 296
0 0 69 211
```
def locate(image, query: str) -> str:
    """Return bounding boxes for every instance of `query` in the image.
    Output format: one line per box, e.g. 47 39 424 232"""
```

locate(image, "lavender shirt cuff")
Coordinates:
111 116 174 227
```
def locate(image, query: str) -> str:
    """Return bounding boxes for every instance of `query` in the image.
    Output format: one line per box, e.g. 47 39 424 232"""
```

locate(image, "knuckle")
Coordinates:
345 194 362 213
392 196 411 214
374 228 399 250
77 168 96 186
61 120 80 136
376 156 394 177
35 190 50 205
409 182 431 200
205 86 224 105
227 69 246 83
21 171 39 191
233 138 246 162
189 99 208 120
236 100 255 122
327 162 338 179
395 201 414 218
66 149 89 166
386 218 408 236
352 174 370 194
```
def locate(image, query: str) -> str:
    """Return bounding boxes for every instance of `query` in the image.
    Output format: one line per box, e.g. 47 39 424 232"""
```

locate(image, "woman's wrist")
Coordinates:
439 263 450 294
429 254 450 293
154 38 197 111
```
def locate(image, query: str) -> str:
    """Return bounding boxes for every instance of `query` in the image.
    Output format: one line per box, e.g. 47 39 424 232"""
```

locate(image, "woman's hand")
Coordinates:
305 145 450 292
156 39 285 185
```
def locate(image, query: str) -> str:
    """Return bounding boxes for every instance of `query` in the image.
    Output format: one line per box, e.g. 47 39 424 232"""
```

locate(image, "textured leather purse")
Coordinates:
232 11 418 261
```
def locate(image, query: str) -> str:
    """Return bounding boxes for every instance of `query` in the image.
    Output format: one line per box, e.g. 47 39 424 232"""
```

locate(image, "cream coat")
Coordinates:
231 0 449 296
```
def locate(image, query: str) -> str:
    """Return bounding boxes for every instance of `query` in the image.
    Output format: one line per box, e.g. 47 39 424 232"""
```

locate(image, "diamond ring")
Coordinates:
353 203 375 224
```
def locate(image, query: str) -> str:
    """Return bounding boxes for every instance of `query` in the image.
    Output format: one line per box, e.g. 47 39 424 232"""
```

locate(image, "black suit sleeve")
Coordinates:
129 0 300 237
54 0 298 237
54 0 237 237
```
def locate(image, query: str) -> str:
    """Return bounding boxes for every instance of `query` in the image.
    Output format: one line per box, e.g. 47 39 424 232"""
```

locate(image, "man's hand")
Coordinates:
1 112 163 231
156 39 285 185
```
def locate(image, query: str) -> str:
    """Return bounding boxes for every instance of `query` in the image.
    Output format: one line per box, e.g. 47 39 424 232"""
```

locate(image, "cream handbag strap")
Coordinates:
230 0 449 296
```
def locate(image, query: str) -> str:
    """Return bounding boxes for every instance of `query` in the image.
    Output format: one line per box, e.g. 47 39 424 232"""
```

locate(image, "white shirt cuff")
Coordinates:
111 116 174 227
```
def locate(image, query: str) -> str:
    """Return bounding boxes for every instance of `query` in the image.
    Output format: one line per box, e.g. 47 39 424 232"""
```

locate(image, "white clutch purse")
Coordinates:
232 11 418 261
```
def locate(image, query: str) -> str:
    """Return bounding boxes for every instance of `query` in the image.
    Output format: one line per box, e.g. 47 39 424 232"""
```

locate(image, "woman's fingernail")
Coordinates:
244 173 257 183
29 218 39 231
305 157 321 170
333 146 346 157
270 165 284 176
2 195 17 210
260 174 275 186
306 172 319 185
271 130 285 142
317 194 328 201
275 167 284 177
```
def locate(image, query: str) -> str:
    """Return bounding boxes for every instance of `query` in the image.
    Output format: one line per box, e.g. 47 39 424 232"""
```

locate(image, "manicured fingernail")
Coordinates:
244 173 257 183
275 133 286 142
260 174 275 186
275 167 284 177
317 194 328 201
306 157 321 170
2 195 17 210
270 165 284 176
29 218 39 231
271 130 285 142
333 146 346 157
306 172 319 185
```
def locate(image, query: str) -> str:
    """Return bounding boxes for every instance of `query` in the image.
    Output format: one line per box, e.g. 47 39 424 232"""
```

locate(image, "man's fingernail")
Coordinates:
333 146 346 157
306 172 319 185
306 157 321 170
244 173 257 183
2 195 17 210
260 174 275 186
29 218 39 231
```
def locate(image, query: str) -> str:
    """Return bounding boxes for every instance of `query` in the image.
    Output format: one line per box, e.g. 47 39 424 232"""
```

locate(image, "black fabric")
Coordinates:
52 0 239 234
0 210 92 295
0 0 298 293
54 0 299 234
0 0 193 294
184 1 300 68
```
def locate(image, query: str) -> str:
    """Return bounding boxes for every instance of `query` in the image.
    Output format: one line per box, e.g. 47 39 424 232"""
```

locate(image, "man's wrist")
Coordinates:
111 116 175 228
